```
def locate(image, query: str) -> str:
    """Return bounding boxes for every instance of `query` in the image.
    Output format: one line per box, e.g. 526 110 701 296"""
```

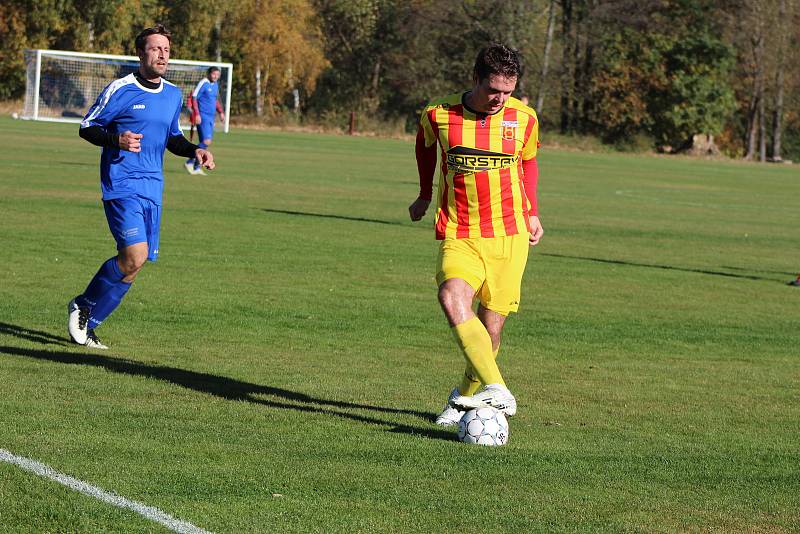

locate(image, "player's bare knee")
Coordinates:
118 249 147 279
119 258 145 278
437 284 459 312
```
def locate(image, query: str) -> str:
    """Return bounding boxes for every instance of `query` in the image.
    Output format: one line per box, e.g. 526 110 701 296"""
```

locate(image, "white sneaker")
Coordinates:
184 161 195 175
84 329 108 350
67 298 89 345
193 167 207 175
451 383 517 417
435 388 464 426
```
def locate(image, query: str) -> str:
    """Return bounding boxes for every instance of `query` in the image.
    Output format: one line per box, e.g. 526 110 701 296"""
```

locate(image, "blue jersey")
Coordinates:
192 78 220 118
81 73 183 205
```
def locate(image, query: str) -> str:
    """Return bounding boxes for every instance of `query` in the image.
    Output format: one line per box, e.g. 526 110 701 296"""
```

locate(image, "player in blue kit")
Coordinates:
184 66 224 175
67 24 215 349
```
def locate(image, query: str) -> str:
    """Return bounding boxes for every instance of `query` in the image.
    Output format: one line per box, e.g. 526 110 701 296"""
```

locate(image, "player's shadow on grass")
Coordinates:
0 345 453 442
0 322 68 346
541 253 779 282
261 208 415 228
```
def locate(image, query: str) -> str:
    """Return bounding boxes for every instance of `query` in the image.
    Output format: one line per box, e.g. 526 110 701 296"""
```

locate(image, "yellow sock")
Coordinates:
459 347 500 395
451 317 504 387
458 367 480 395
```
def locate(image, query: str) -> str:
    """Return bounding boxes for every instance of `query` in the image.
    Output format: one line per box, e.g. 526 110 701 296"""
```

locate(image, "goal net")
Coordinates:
22 49 233 132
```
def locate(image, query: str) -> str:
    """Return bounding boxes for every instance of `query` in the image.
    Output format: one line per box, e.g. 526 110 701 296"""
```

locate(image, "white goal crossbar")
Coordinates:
23 49 233 133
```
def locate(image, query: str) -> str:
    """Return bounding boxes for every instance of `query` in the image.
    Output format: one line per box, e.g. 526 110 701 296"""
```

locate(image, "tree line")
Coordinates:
1 0 798 161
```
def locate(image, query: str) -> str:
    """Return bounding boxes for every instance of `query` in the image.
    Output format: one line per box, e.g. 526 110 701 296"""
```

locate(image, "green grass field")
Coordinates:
0 115 798 533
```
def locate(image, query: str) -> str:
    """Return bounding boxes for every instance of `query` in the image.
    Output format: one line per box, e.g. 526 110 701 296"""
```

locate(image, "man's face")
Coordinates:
208 69 220 82
471 74 517 114
138 34 170 79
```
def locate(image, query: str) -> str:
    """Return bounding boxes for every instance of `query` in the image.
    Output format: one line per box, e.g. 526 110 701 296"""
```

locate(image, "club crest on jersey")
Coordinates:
132 104 145 110
501 120 518 140
446 145 518 174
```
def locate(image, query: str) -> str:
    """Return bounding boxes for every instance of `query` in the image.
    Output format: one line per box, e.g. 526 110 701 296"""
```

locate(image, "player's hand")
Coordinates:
195 115 202 124
195 148 215 170
529 215 543 246
219 112 225 122
118 131 143 152
408 197 431 221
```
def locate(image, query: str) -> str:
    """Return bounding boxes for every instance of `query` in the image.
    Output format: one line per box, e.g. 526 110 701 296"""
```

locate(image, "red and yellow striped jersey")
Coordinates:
418 93 539 240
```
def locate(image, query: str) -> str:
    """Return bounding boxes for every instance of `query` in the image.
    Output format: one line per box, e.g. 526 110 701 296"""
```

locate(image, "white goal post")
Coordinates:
22 49 233 133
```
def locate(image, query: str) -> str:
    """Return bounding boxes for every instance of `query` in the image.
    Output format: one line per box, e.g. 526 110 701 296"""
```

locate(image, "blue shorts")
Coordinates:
197 116 214 143
103 197 161 261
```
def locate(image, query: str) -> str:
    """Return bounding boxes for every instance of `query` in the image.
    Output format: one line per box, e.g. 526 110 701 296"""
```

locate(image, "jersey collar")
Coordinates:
131 71 164 93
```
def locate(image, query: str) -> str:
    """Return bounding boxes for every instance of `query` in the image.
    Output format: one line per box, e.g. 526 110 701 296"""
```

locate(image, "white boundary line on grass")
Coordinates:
0 448 212 534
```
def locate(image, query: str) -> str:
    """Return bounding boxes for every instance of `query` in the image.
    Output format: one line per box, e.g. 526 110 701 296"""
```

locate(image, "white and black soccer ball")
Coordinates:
457 407 509 446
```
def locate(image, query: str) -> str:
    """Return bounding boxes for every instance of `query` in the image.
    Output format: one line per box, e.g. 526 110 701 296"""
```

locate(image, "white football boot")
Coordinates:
84 329 108 350
434 388 464 426
184 161 195 175
193 166 207 176
67 298 89 345
450 383 517 417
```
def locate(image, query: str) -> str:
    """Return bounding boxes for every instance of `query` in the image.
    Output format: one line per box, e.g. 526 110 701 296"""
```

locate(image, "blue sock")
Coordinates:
88 278 132 329
186 157 194 165
76 257 132 329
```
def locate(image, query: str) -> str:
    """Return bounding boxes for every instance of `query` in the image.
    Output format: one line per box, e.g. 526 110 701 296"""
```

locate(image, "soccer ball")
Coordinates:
457 407 509 446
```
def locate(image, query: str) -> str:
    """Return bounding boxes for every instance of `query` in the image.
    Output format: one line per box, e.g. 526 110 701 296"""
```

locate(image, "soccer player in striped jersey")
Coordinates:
67 25 215 349
408 43 542 424
184 66 225 175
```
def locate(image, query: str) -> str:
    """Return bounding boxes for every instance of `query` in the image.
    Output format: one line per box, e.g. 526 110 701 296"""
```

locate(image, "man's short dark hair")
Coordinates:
207 66 221 75
474 43 522 81
135 24 172 53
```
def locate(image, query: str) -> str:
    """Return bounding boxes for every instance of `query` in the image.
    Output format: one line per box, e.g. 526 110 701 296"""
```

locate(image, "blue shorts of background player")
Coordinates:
196 115 214 147
104 197 161 262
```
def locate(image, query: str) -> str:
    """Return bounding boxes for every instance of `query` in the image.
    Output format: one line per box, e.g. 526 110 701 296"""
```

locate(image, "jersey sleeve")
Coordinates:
521 111 540 161
419 106 437 148
192 79 205 98
169 96 183 138
80 82 125 129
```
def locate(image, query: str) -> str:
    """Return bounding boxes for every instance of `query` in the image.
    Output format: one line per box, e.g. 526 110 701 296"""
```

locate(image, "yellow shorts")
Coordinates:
436 233 530 316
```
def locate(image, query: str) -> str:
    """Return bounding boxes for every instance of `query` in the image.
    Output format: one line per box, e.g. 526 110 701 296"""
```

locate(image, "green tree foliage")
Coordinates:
650 34 736 148
586 1 736 149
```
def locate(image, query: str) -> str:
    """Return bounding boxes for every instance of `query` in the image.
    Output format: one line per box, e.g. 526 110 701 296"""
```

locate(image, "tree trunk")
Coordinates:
771 0 787 161
214 15 222 63
758 75 766 162
745 32 764 160
559 0 573 134
255 66 263 117
536 0 557 113
570 0 583 131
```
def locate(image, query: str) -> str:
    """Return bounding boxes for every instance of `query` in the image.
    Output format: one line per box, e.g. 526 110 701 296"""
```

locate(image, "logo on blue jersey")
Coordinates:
132 104 145 110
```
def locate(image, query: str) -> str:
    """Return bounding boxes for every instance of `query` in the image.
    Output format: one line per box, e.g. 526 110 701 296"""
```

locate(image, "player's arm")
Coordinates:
521 114 543 246
216 100 225 122
79 126 142 152
409 110 437 221
521 157 542 245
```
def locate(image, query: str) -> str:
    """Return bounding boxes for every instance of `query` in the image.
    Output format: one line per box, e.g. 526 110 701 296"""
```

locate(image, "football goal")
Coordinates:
22 49 233 133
